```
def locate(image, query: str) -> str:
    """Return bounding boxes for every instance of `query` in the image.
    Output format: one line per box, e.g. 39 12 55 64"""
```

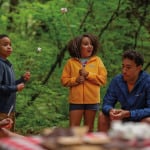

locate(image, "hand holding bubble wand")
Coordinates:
1 105 14 129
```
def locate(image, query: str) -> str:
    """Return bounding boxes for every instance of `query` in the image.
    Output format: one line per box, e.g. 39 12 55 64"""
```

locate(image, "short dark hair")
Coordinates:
0 34 9 39
123 50 144 66
67 33 100 58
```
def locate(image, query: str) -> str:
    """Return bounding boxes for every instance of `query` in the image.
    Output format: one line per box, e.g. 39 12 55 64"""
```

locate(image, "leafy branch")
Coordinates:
98 0 122 39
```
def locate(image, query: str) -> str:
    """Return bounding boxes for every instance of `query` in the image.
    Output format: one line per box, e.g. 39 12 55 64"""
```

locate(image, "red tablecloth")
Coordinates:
0 136 45 150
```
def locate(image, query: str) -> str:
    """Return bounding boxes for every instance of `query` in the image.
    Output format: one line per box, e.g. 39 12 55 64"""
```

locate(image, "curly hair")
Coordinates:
67 34 100 58
0 34 9 39
123 50 144 66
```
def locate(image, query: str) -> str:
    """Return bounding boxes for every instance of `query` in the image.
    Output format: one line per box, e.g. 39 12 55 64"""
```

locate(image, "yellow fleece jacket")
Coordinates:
61 56 107 104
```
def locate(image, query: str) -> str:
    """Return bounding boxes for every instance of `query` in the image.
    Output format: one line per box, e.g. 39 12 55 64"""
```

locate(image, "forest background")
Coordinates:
0 0 150 135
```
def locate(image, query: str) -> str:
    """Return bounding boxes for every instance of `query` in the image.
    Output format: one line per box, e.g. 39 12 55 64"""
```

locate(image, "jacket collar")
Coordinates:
0 57 12 66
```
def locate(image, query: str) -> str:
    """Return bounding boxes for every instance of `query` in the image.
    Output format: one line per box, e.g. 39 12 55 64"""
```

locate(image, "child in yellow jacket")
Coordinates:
61 33 107 132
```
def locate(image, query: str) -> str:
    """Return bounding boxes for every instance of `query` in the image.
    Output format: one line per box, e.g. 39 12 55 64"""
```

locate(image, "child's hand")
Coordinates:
79 68 89 78
0 118 13 129
23 71 31 81
17 83 25 91
76 76 85 84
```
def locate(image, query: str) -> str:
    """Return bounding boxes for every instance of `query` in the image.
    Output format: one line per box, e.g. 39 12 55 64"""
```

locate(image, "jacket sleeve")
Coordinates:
15 76 26 84
102 79 118 115
86 57 107 86
61 60 79 87
0 84 17 93
130 78 150 121
0 68 17 93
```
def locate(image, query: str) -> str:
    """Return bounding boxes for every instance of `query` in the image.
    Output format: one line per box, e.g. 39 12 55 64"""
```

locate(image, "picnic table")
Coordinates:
0 122 149 150
0 134 150 150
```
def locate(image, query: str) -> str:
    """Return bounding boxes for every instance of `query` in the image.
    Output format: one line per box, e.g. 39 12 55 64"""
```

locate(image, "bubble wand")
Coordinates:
61 8 81 59
7 105 13 117
61 7 86 75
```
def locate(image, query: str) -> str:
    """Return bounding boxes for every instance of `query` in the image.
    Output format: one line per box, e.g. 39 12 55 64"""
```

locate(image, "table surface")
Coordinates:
0 134 149 150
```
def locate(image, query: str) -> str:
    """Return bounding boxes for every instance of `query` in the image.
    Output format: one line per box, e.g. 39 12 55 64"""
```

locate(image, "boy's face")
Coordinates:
122 58 142 83
0 37 12 59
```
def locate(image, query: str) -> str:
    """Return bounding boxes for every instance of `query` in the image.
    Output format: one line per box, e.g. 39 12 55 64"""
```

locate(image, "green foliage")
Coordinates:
0 0 149 134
